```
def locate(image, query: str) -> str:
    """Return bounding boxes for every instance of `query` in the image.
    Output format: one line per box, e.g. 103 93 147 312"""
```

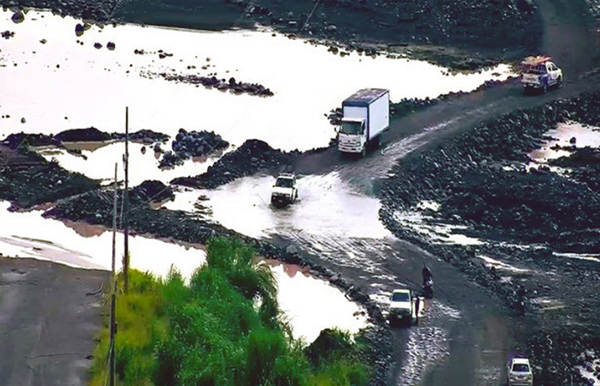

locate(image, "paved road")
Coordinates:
0 257 108 386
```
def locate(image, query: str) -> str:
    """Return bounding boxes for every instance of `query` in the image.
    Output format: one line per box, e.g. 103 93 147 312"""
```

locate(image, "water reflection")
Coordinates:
1 9 513 151
0 201 366 341
528 122 600 163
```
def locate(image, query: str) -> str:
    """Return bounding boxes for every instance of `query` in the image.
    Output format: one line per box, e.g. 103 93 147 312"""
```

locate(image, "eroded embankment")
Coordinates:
378 91 600 385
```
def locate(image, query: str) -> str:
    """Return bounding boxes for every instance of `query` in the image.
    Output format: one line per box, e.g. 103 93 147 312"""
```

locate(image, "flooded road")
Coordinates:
0 7 532 385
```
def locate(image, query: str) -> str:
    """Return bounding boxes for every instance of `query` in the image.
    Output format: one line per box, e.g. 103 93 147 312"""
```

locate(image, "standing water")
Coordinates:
0 201 366 341
1 9 514 151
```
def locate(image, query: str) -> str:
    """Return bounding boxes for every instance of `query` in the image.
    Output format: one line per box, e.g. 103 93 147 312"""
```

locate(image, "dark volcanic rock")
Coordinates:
154 72 274 97
11 11 24 24
106 41 116 50
3 132 60 148
1 30 15 39
75 23 85 36
172 139 298 189
55 127 111 142
121 129 169 144
159 129 229 169
130 180 173 202
0 149 99 209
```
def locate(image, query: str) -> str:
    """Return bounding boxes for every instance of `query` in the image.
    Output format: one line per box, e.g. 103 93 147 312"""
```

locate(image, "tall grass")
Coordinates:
89 238 370 386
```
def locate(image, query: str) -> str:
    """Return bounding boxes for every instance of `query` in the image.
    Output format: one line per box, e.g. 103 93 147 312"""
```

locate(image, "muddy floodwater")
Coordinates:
1 9 513 151
0 201 367 342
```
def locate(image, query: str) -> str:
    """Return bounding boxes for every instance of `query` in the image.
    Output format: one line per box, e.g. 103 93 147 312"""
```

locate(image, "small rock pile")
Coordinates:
172 139 297 188
159 129 229 169
156 73 274 97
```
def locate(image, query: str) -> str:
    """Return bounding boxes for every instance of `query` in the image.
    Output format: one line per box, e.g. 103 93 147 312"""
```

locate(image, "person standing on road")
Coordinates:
414 294 421 324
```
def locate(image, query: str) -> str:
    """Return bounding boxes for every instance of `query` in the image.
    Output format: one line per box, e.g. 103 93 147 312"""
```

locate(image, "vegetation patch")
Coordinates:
90 238 371 386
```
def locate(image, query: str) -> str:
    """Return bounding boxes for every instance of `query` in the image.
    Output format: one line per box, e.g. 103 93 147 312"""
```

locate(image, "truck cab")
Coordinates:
521 56 563 94
338 118 366 155
271 173 298 208
507 358 533 386
388 288 414 325
337 88 389 157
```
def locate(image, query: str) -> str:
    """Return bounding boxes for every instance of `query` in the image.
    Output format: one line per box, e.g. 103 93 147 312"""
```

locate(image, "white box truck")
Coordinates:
337 88 389 157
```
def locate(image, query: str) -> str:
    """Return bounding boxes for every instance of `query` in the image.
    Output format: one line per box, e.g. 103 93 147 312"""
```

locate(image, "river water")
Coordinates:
0 6 517 358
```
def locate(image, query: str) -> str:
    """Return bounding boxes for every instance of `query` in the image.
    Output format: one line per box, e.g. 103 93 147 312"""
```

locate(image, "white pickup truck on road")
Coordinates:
388 289 415 325
521 56 563 94
507 357 534 386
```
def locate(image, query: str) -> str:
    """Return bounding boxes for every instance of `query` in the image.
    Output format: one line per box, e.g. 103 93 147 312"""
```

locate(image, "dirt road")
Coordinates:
1 0 599 384
291 0 600 384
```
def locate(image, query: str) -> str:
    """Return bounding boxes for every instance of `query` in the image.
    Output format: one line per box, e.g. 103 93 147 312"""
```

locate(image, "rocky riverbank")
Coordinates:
378 90 600 385
3 0 542 69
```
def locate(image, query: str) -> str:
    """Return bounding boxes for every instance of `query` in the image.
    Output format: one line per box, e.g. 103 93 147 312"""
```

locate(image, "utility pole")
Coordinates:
109 163 117 386
123 107 130 293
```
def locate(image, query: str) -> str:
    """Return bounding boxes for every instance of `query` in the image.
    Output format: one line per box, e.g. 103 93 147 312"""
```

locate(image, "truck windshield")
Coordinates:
275 178 293 188
340 121 363 135
391 292 410 302
512 364 530 372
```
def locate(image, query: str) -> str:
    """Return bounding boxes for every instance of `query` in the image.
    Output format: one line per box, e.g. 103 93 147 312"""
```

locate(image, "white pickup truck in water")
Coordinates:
270 173 298 208
521 56 563 94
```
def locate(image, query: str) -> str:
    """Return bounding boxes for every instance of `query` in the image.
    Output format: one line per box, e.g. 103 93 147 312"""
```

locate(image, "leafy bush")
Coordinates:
90 238 370 386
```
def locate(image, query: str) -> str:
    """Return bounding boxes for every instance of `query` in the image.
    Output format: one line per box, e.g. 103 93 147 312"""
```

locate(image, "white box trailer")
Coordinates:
337 88 389 157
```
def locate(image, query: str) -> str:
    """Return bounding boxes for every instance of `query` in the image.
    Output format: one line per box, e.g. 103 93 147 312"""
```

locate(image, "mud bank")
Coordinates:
3 0 541 69
378 91 600 385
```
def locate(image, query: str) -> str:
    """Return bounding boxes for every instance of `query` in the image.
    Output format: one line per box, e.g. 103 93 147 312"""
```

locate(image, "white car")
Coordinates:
507 358 534 386
521 56 563 94
270 173 298 208
388 289 414 325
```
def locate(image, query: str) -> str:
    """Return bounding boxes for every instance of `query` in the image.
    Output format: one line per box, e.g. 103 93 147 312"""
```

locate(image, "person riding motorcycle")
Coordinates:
422 264 432 286
422 264 433 298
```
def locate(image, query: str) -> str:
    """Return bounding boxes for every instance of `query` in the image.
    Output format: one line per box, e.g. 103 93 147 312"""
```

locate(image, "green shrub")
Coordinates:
90 238 370 386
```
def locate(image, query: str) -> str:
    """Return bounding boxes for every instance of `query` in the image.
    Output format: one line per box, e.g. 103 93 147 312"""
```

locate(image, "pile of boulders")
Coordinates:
2 128 169 149
1 30 15 39
0 152 99 209
159 129 229 169
171 139 298 189
527 327 600 385
380 92 600 248
155 73 274 97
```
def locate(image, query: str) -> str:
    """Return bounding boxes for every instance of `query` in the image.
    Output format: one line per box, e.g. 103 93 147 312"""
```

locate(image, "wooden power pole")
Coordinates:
109 163 117 386
123 107 130 293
